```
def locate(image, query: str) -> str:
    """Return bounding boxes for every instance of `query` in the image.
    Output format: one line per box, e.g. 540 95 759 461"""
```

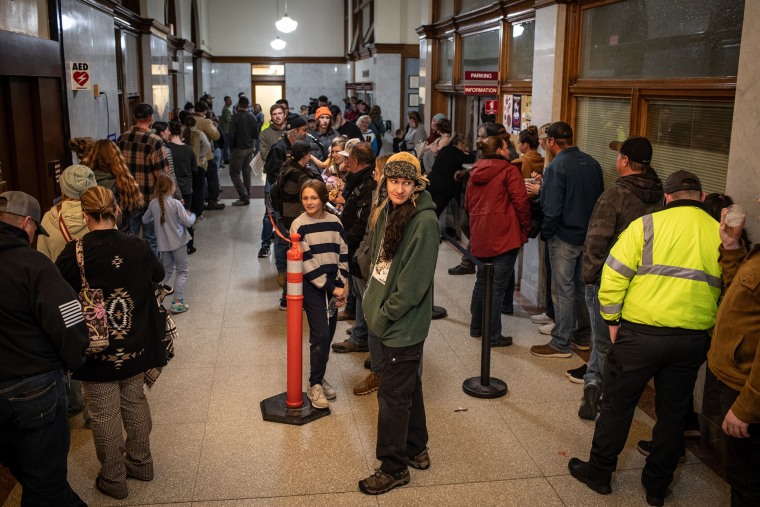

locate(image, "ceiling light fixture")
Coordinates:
275 0 298 33
270 35 286 50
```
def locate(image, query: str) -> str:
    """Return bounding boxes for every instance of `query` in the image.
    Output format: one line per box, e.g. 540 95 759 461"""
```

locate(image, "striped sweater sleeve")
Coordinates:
291 213 349 294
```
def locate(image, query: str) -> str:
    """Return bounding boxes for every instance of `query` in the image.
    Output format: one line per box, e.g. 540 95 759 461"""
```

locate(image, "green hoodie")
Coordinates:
362 190 440 347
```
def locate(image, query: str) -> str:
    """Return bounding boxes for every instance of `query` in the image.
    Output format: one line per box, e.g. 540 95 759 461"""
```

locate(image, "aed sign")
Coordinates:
70 62 91 90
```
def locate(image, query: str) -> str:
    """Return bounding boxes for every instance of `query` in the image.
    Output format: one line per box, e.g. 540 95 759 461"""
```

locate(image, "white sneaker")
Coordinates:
307 384 329 409
321 379 336 400
539 322 555 335
530 312 554 325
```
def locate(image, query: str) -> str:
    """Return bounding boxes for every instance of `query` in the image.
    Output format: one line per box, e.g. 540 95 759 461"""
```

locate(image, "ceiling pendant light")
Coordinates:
275 1 298 33
271 36 286 51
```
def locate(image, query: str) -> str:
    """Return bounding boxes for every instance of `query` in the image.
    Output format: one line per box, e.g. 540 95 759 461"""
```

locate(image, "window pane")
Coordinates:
460 0 493 14
437 0 454 20
508 21 535 81
462 30 499 74
580 0 744 79
439 39 453 82
646 101 732 194
575 97 631 188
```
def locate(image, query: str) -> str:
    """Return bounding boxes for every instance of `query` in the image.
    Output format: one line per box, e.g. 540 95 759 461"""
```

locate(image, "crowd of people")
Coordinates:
0 88 757 506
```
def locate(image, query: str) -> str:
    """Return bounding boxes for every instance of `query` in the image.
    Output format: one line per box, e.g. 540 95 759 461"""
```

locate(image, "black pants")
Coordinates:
191 168 206 217
377 341 428 474
588 324 708 496
302 281 337 387
718 381 760 506
431 193 452 218
182 193 195 248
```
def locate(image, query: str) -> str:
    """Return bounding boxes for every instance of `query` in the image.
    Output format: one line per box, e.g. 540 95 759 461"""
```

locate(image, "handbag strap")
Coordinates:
75 239 90 290
57 205 73 243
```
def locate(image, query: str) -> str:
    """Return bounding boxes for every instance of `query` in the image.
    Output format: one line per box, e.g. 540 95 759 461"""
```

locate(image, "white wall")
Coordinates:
205 0 344 57
375 0 423 45
285 63 351 114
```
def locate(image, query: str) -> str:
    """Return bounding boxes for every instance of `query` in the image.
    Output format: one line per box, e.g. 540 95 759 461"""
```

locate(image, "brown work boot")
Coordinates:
353 371 380 395
277 272 285 288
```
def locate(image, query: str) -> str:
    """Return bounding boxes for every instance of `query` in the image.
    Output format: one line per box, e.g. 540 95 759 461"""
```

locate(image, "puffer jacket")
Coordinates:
37 200 89 262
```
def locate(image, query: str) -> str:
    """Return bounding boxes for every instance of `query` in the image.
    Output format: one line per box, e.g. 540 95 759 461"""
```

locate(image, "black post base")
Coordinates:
260 392 331 425
462 377 508 399
432 305 448 320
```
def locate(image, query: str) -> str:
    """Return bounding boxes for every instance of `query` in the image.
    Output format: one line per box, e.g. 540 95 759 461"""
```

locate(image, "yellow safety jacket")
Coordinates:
599 202 721 330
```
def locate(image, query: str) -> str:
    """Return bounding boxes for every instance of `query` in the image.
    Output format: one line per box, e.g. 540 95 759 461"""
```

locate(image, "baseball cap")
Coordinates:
663 170 702 194
0 191 49 236
609 136 652 165
133 103 154 119
287 116 307 130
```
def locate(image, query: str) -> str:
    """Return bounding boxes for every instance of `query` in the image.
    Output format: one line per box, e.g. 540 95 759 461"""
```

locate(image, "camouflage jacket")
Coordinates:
582 168 664 285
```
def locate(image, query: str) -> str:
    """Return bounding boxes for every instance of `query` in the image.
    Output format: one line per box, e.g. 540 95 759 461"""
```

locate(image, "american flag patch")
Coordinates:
59 300 84 328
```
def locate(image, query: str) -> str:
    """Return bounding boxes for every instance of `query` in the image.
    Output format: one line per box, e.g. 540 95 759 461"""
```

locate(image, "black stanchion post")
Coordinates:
463 263 508 398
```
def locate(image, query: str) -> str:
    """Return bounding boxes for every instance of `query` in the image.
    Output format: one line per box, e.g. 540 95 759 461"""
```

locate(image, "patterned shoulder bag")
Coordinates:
75 239 110 354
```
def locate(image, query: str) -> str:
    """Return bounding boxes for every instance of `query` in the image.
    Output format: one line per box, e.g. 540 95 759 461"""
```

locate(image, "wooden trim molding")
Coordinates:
347 43 419 61
213 56 348 65
0 30 61 78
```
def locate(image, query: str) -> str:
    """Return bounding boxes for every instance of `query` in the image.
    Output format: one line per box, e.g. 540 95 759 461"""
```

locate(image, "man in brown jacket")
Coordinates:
193 101 224 210
708 198 760 507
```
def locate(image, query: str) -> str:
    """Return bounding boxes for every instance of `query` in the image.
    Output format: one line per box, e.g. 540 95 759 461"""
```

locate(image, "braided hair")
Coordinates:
153 173 175 224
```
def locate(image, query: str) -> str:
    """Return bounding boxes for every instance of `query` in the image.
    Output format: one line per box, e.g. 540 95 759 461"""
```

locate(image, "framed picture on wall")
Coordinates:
409 93 419 107
409 75 419 89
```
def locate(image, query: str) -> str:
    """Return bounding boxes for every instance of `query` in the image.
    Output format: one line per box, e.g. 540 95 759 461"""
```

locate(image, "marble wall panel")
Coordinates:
62 0 120 140
285 63 351 114
531 4 566 127
208 63 250 113
183 51 195 104
201 58 212 97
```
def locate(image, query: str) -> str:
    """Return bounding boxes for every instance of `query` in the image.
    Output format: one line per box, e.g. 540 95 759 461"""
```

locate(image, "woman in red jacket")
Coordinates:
465 135 531 346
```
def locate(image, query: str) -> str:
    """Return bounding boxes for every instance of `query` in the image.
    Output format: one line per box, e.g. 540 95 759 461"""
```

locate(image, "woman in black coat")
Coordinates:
427 134 475 217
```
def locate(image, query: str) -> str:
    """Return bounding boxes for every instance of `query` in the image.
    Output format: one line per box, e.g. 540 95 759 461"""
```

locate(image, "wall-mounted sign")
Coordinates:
70 62 91 90
345 82 374 91
484 100 498 115
464 85 498 95
465 71 498 80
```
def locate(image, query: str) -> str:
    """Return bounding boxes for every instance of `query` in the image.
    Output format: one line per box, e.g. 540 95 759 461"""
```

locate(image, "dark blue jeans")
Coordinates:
261 181 273 249
303 281 337 386
470 248 519 340
0 369 86 506
129 207 157 257
377 341 428 474
207 146 221 200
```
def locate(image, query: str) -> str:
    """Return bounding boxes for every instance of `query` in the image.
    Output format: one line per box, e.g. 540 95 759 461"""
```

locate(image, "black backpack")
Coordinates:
268 162 293 215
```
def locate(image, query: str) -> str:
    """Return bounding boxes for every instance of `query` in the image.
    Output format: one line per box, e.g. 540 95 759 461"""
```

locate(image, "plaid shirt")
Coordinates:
117 126 170 203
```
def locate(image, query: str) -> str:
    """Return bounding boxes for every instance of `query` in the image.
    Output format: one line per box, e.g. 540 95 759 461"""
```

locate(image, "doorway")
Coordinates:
253 84 284 123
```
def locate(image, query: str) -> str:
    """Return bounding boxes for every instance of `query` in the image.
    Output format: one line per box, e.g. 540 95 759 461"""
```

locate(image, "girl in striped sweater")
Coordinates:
290 180 349 410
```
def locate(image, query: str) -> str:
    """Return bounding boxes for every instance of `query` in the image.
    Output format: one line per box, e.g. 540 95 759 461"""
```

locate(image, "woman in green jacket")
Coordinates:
359 152 440 495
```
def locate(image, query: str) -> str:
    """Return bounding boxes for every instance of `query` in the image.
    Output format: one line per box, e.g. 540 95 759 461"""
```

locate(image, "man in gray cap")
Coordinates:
568 170 720 506
0 191 89 505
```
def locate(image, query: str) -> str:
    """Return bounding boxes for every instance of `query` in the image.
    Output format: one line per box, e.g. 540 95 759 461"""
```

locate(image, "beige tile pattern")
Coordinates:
2 174 730 506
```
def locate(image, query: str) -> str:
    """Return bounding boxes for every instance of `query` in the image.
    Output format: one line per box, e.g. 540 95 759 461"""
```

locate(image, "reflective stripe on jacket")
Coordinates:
599 202 721 330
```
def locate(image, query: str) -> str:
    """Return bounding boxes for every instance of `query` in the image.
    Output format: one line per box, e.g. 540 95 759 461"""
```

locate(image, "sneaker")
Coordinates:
567 458 612 495
205 200 225 210
363 355 372 369
307 384 329 409
578 382 601 420
232 198 250 206
170 300 189 314
277 272 285 288
566 364 587 384
490 335 513 347
448 264 475 275
530 343 571 358
257 246 270 258
321 379 336 400
408 448 431 470
346 326 354 335
187 245 197 255
337 311 355 321
332 339 369 353
637 440 687 464
538 322 555 335
530 312 554 324
353 372 380 396
358 468 410 495
279 299 287 311
572 340 591 351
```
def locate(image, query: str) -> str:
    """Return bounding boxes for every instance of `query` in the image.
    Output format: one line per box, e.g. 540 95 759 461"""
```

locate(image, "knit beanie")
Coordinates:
315 106 332 119
380 152 429 205
60 164 97 199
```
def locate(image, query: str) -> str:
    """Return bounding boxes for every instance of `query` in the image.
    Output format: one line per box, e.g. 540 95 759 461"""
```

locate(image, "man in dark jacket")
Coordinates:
531 122 604 359
330 104 363 141
228 96 260 206
574 136 663 420
0 191 89 506
332 144 377 368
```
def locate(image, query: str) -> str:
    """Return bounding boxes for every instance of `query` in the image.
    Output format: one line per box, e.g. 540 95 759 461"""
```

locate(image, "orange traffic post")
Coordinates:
285 233 304 408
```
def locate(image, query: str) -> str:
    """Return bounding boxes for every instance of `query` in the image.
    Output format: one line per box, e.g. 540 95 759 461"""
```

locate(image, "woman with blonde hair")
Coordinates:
82 140 144 232
357 115 379 155
56 186 164 501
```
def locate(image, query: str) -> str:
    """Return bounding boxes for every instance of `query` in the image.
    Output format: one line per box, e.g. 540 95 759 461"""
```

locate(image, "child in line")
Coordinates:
392 129 406 153
143 173 196 313
290 180 349 409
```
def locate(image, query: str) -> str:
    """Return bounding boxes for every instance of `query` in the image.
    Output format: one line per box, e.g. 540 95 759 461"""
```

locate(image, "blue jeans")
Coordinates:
207 146 221 200
0 369 86 506
470 248 519 340
303 281 337 386
261 181 273 249
547 236 590 352
348 275 368 346
584 284 611 386
129 208 157 257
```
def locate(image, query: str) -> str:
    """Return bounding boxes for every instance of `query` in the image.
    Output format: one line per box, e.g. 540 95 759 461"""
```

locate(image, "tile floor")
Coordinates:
2 172 730 507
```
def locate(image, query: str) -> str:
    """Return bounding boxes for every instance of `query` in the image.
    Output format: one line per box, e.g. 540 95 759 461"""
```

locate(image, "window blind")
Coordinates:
575 96 631 188
123 32 140 97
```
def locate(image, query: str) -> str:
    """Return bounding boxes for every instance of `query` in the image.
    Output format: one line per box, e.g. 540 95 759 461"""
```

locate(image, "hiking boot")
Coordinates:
568 458 612 495
332 339 368 353
566 364 587 384
206 200 225 210
578 382 600 420
637 440 686 464
408 448 431 470
307 384 329 409
358 468 410 495
257 246 270 258
448 264 475 275
353 372 380 396
530 312 554 324
538 322 555 335
530 343 571 358
322 379 336 400
232 198 250 206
